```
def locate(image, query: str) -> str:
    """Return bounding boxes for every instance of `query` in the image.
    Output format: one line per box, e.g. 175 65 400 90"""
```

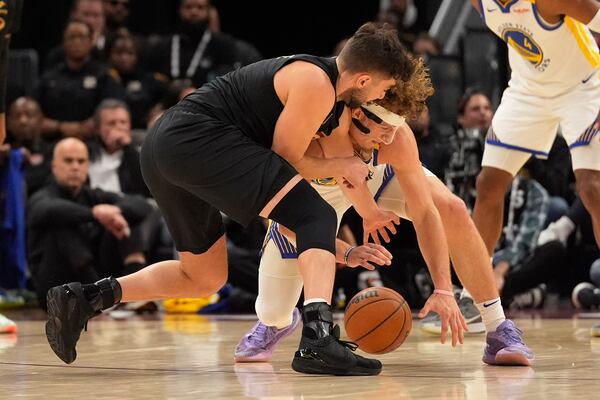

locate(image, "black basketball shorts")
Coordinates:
140 108 297 254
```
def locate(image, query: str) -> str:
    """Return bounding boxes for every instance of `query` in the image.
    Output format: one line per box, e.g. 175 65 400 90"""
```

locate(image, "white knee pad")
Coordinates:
255 241 304 328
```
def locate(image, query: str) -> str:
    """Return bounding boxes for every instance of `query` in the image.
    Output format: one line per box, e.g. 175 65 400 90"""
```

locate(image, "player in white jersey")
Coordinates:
470 0 600 336
234 63 534 366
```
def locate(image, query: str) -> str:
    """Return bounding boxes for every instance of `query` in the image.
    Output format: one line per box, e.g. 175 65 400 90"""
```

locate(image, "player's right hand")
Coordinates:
339 156 370 189
345 243 393 270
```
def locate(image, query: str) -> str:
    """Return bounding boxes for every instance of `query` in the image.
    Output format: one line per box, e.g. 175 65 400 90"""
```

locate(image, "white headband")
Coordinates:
362 103 406 127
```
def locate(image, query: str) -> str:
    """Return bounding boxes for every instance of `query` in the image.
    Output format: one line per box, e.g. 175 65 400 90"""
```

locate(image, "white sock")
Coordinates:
460 288 472 299
303 298 329 306
475 298 505 332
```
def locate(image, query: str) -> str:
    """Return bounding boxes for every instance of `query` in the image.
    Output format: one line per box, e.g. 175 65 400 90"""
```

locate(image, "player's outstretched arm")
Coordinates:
379 124 468 347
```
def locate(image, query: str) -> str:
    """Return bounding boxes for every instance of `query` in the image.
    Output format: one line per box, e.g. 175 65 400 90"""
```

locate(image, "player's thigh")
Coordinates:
556 78 600 172
484 88 559 175
150 110 298 228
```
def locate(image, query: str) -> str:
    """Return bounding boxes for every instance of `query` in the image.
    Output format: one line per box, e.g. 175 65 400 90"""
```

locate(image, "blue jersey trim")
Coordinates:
486 139 549 158
374 165 395 203
531 3 564 31
492 0 519 13
478 0 486 21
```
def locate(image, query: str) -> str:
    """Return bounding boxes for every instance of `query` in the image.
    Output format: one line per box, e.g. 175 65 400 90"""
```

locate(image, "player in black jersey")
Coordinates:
45 22 412 376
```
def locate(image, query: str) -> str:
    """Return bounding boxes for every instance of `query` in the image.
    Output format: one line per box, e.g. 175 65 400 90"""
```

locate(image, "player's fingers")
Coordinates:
371 232 381 246
418 304 431 319
363 232 369 246
440 315 448 344
459 313 469 332
369 243 393 259
363 252 389 266
450 316 459 347
379 228 390 243
360 261 375 271
457 315 465 344
385 222 397 235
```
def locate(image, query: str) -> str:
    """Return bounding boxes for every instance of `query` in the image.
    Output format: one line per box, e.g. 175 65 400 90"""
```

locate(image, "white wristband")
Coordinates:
588 8 600 33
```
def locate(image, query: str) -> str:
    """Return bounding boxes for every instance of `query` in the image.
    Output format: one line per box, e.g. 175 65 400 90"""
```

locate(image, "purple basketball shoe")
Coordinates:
483 320 534 366
235 308 301 362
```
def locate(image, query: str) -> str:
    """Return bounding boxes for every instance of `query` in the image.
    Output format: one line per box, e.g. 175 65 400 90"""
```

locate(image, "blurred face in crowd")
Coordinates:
7 97 44 145
458 94 493 131
109 36 137 74
413 36 440 58
179 0 210 24
72 0 105 38
64 21 94 62
52 138 90 195
103 0 130 27
408 107 430 139
98 106 132 154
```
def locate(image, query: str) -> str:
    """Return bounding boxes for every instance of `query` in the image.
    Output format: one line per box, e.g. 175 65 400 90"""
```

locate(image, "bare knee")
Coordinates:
179 261 228 297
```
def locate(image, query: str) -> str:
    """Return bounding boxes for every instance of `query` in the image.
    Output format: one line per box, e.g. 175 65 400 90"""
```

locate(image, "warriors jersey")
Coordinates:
479 0 600 96
266 150 394 259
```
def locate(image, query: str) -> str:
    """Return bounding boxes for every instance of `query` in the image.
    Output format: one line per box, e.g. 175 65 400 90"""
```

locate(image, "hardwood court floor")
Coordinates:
1 313 600 399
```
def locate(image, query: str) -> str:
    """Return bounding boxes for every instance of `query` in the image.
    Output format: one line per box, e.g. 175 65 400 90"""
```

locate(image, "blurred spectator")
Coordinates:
88 99 174 264
525 135 572 225
88 99 149 196
412 32 441 60
103 0 131 37
6 97 53 196
409 106 451 180
27 138 151 309
45 0 107 70
491 170 565 309
37 19 125 141
444 88 493 210
107 33 167 129
378 0 419 47
144 0 261 87
147 78 196 128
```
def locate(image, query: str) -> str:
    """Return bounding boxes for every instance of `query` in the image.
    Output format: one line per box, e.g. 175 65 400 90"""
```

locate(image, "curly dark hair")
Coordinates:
375 54 434 121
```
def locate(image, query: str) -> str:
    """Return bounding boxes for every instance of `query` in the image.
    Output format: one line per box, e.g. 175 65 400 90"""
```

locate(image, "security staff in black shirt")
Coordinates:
37 19 125 140
107 34 166 129
145 0 261 87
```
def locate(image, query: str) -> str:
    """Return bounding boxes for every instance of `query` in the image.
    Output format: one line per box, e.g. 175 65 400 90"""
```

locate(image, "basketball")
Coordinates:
344 287 412 354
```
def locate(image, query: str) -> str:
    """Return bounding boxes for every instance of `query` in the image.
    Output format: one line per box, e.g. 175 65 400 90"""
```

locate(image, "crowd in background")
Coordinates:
1 0 599 325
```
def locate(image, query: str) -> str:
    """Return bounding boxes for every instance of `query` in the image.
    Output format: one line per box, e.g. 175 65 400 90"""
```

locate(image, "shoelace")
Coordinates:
247 322 276 347
331 324 358 352
499 325 524 344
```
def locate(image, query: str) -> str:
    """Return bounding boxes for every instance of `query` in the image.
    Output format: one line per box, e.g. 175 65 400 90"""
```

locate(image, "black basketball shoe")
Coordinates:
45 278 121 364
291 302 382 376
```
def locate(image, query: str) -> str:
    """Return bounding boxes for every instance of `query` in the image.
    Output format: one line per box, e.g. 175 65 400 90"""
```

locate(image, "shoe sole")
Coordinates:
291 357 382 376
420 321 485 335
484 349 533 367
0 326 17 334
45 286 76 364
234 309 301 363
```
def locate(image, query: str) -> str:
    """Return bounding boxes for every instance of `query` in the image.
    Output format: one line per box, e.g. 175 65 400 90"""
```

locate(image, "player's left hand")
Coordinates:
418 292 468 347
346 243 392 270
362 209 400 245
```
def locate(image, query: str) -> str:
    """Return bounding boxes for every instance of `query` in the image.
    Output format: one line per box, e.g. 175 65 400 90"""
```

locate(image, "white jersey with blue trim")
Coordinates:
263 150 393 259
479 0 600 96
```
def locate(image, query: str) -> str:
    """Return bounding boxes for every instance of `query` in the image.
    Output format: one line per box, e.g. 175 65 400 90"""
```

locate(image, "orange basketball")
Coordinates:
343 287 412 354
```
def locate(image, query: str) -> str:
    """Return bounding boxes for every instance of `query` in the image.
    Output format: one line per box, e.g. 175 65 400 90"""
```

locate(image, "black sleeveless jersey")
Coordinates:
177 54 343 148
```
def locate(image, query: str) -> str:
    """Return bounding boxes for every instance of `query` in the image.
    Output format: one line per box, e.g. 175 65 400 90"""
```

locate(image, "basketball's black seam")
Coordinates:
353 299 406 343
345 297 401 326
373 303 410 354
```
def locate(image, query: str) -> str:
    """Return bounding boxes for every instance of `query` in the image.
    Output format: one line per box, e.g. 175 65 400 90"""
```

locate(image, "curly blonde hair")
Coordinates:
374 54 433 121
